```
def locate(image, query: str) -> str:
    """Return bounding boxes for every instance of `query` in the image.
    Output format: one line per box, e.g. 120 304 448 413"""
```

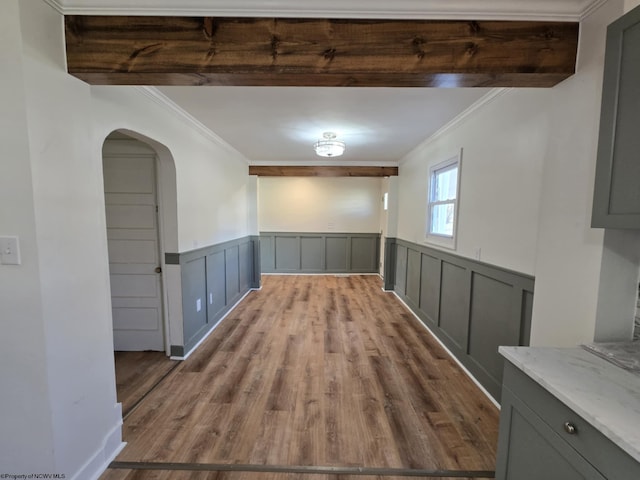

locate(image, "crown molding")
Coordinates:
400 88 510 162
579 0 609 20
133 86 248 162
51 0 603 21
42 0 65 14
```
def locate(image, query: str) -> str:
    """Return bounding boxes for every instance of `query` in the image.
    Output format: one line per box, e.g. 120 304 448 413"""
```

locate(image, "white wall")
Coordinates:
90 57 255 365
18 1 123 475
0 0 256 477
90 87 252 251
626 0 640 12
397 89 549 275
247 176 259 235
396 0 629 346
386 176 400 239
530 0 624 346
0 0 55 471
380 176 400 275
258 176 383 233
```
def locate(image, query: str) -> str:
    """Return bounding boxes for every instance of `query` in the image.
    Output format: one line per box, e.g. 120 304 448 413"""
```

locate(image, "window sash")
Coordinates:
426 154 460 245
428 200 457 238
429 163 458 203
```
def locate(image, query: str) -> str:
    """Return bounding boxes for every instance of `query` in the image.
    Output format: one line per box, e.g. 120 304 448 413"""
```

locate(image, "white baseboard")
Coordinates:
392 292 501 410
74 404 126 480
170 289 256 361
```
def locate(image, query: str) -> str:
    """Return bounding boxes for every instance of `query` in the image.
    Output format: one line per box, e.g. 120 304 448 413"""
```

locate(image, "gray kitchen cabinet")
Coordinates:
592 4 640 228
496 361 640 480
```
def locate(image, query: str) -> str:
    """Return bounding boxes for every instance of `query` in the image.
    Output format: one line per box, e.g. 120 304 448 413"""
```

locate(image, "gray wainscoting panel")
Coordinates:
260 235 275 272
387 238 535 401
181 257 207 348
260 232 380 274
275 235 300 272
225 245 240 305
351 236 379 272
395 244 408 295
468 273 515 387
206 250 227 322
250 236 261 289
405 248 422 306
165 236 260 356
439 261 469 350
419 253 440 325
301 236 324 271
326 236 348 272
239 241 252 292
383 237 397 290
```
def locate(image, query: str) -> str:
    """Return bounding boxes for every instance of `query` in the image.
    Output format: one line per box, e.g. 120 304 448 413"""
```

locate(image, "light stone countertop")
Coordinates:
499 346 640 464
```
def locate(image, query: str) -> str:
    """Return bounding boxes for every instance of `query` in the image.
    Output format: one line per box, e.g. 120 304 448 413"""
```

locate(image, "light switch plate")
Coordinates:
0 236 21 265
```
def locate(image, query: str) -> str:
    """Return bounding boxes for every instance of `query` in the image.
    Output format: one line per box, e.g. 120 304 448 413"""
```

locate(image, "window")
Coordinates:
427 153 461 248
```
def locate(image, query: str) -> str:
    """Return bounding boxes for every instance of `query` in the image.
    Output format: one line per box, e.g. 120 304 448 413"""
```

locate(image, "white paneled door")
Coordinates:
103 146 164 351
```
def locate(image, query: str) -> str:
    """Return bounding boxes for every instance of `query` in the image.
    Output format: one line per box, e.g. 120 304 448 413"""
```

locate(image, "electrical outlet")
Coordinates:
0 236 21 265
474 247 482 261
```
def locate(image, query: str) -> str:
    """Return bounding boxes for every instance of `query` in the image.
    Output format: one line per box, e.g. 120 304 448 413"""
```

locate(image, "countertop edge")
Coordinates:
499 346 640 464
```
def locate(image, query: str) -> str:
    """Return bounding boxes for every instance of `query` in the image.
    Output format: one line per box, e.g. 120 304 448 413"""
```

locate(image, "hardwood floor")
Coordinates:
102 471 485 480
114 351 180 417
101 275 499 479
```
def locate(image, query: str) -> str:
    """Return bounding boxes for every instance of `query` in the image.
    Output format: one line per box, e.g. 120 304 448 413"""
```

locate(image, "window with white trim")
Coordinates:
426 154 461 248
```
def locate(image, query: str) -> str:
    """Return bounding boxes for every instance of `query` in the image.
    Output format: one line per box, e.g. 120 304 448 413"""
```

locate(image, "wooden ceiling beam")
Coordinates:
248 166 398 177
64 16 579 88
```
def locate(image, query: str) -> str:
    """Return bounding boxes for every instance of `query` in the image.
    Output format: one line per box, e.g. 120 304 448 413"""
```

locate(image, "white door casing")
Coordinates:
103 140 164 351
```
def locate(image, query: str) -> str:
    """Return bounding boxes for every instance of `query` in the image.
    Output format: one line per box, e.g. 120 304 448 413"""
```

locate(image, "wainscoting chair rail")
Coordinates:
387 237 534 400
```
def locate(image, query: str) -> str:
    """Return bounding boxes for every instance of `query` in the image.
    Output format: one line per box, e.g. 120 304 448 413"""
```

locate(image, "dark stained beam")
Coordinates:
64 16 579 88
248 166 398 177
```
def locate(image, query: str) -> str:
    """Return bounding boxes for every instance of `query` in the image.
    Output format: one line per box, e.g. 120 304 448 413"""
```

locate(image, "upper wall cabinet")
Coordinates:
592 4 640 228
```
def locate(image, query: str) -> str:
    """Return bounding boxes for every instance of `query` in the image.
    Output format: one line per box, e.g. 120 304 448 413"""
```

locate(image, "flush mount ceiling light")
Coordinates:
313 132 346 158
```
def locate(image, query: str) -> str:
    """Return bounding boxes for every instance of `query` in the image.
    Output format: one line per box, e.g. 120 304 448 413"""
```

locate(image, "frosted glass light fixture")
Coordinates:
313 132 346 157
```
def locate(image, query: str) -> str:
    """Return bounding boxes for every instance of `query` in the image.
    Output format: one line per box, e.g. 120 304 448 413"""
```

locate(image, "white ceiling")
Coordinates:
157 86 492 164
51 0 604 165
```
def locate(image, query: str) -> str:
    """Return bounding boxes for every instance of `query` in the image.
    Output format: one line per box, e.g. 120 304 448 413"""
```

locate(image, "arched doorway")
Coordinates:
102 129 180 415
103 132 164 350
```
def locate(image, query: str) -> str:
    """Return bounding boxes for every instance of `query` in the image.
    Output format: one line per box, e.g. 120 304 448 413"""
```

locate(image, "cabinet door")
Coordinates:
592 4 640 228
496 389 606 480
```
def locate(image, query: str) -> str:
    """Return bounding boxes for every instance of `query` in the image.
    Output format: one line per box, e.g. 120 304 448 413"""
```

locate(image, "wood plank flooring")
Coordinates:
114 351 180 417
103 471 485 480
101 275 499 479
